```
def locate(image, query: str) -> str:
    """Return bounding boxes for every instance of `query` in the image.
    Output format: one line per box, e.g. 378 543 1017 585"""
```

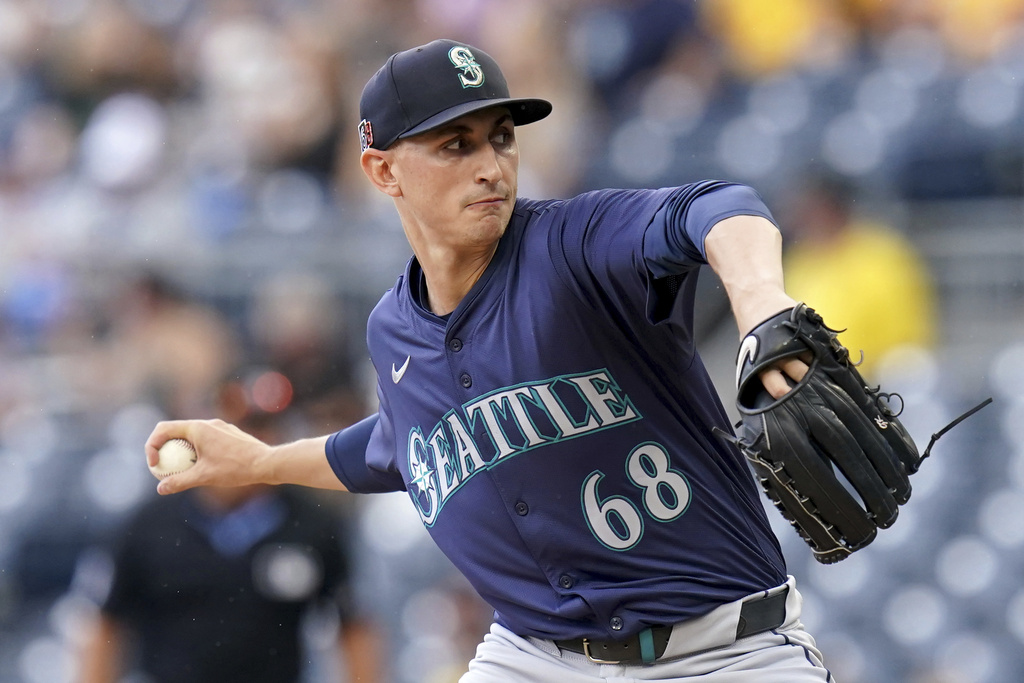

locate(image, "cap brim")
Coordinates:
399 97 552 141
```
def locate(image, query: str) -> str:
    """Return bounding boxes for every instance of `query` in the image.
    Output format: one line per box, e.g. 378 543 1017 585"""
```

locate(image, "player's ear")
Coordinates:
360 148 402 198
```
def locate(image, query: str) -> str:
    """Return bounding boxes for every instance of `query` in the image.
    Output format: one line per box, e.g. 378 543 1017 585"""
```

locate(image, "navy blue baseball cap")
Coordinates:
358 39 552 152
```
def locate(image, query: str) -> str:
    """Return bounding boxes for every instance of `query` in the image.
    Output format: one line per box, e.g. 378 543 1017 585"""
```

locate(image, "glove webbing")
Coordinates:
717 396 993 561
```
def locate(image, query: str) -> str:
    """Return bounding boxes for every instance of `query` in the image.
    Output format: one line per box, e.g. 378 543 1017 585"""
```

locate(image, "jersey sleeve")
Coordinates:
551 181 776 327
641 182 777 323
325 410 406 493
642 182 777 277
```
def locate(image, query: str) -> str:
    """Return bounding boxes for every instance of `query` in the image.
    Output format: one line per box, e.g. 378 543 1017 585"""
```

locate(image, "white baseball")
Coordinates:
150 439 198 479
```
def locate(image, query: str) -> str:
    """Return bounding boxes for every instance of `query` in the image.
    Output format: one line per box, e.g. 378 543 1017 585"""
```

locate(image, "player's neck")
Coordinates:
416 243 498 316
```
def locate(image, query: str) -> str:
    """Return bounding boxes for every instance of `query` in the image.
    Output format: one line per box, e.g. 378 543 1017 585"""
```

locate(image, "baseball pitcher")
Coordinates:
147 39 985 682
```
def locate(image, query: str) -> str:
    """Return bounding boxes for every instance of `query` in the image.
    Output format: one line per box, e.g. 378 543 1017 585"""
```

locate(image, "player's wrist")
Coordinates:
251 436 337 489
733 294 798 339
251 442 287 486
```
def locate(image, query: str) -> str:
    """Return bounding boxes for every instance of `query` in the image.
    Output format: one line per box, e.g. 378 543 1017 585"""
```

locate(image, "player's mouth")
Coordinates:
468 195 506 208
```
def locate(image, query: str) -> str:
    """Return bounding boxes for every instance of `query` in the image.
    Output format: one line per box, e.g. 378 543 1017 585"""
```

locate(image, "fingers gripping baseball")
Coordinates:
145 419 272 494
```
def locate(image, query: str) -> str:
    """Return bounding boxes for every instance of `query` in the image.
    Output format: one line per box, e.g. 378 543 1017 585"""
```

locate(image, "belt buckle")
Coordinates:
581 638 624 665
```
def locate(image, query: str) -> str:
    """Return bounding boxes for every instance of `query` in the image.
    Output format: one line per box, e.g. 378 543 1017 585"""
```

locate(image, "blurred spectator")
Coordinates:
94 271 242 418
567 0 699 111
1 101 77 189
247 271 366 434
40 0 181 111
841 0 1024 63
0 254 72 352
183 3 344 177
74 366 382 683
699 0 856 79
778 171 937 377
934 0 1024 63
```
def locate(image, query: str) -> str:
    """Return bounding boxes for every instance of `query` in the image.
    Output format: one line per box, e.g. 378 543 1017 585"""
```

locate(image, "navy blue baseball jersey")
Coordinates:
327 180 787 642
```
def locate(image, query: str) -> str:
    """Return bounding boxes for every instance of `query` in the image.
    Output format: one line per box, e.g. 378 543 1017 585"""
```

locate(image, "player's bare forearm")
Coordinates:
704 214 798 338
146 421 347 494
705 214 806 399
262 435 347 490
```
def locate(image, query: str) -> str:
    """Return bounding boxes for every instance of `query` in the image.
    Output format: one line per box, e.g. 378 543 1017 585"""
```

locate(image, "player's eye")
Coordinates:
492 129 514 146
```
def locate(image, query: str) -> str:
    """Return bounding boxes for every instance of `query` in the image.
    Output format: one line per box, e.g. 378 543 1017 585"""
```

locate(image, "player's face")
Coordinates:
389 107 519 251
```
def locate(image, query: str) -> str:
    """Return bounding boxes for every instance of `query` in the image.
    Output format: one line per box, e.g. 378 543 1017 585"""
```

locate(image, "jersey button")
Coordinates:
515 501 529 516
610 616 624 631
449 338 463 352
558 574 574 589
460 373 472 388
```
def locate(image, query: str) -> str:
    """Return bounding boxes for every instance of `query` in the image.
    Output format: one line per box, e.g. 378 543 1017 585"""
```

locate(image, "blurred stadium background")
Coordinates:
1 1 1024 682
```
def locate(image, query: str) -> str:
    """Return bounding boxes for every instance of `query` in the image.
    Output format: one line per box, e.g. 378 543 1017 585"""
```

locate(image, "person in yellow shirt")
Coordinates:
698 0 855 78
781 172 937 379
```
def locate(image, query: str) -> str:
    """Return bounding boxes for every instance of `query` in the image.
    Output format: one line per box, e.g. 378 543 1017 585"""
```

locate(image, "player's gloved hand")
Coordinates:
722 304 988 564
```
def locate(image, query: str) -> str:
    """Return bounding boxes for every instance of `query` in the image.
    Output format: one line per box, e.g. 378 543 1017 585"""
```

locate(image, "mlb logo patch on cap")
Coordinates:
358 119 373 152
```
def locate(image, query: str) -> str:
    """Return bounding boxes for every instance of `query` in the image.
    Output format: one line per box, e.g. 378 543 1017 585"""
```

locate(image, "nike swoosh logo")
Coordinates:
736 335 759 388
392 355 411 384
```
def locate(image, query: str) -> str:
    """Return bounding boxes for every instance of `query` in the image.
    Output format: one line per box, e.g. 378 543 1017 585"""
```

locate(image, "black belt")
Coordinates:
554 586 789 665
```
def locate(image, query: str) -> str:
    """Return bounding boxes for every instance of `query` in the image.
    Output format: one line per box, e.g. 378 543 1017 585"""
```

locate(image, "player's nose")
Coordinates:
474 144 504 184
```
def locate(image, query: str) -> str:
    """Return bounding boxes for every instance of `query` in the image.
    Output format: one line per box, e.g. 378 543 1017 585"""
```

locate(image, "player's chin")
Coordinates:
466 207 511 234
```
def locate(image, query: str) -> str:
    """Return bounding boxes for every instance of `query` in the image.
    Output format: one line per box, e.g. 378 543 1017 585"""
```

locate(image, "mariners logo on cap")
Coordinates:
358 119 373 152
448 46 484 88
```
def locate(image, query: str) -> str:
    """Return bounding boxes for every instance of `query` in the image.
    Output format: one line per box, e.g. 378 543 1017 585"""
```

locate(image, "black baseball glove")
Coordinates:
727 304 924 564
